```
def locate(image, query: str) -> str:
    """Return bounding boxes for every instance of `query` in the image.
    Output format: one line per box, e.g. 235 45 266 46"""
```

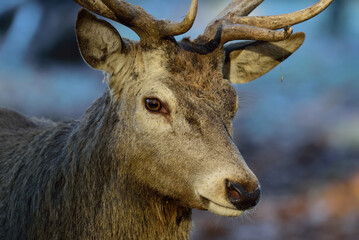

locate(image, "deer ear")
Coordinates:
76 9 123 71
223 32 305 84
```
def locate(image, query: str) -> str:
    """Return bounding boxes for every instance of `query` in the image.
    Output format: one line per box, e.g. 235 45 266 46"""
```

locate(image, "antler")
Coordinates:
198 0 333 46
74 0 198 41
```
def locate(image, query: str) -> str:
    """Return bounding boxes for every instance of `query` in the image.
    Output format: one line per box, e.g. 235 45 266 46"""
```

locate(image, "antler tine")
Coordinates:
207 0 263 28
233 0 334 30
197 0 333 47
160 0 198 37
74 0 198 41
201 0 264 42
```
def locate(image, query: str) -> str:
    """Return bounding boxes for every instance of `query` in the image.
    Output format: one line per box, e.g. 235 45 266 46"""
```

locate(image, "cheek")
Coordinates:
134 110 172 134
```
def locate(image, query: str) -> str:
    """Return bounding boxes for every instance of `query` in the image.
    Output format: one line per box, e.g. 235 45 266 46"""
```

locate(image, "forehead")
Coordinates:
133 43 238 115
161 44 238 114
167 51 222 90
139 44 228 90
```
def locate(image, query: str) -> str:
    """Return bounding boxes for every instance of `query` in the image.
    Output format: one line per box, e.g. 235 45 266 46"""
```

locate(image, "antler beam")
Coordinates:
74 0 198 41
220 25 293 45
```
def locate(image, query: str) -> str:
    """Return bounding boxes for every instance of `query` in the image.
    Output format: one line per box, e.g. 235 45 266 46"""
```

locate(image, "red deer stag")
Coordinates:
0 0 333 239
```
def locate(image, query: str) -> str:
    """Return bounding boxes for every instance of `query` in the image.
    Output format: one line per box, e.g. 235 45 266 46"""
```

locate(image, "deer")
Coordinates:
0 0 333 239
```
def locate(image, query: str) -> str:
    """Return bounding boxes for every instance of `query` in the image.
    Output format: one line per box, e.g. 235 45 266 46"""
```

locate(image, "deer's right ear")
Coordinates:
76 9 123 71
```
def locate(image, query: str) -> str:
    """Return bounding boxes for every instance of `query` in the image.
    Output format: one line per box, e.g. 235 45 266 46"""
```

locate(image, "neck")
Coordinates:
64 91 192 239
93 176 193 239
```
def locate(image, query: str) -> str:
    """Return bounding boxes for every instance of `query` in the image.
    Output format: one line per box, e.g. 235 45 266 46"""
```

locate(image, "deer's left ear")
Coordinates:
223 32 305 84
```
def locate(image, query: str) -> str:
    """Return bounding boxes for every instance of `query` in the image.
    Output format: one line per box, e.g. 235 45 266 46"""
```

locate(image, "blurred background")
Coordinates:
1 0 358 239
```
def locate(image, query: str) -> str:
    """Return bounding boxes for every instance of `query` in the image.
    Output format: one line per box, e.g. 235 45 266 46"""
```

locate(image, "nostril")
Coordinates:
226 181 246 203
227 185 241 202
226 181 261 210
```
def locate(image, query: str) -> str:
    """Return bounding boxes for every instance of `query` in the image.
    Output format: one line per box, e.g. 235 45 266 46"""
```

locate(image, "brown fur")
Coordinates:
0 2 323 238
0 39 243 239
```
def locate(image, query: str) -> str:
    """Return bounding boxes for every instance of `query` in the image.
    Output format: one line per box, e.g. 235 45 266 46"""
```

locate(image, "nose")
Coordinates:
226 180 261 210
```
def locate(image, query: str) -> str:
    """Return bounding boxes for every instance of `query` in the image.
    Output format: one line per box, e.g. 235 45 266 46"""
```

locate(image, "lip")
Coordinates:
199 195 243 217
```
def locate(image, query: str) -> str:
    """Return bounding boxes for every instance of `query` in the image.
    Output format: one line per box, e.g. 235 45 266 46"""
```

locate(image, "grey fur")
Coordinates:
0 2 324 239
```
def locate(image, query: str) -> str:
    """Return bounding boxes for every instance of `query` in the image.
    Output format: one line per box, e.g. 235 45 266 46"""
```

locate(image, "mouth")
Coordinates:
199 195 244 217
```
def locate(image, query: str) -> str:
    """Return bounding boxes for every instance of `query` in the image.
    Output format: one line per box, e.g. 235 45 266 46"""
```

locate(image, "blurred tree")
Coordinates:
0 0 81 66
329 0 345 36
0 2 42 65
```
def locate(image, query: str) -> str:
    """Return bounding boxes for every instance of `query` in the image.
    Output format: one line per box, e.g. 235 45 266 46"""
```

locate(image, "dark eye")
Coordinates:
145 98 162 112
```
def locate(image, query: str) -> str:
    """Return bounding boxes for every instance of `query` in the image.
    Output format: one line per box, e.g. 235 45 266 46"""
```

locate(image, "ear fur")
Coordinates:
76 9 123 71
223 32 306 84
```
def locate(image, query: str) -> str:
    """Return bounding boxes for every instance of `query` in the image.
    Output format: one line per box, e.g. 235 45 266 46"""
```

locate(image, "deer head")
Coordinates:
73 0 333 216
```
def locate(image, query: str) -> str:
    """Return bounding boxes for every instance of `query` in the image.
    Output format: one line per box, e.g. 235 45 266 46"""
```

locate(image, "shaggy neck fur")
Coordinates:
0 90 192 240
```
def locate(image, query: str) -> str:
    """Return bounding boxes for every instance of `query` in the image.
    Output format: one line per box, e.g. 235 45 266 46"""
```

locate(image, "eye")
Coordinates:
144 98 162 112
